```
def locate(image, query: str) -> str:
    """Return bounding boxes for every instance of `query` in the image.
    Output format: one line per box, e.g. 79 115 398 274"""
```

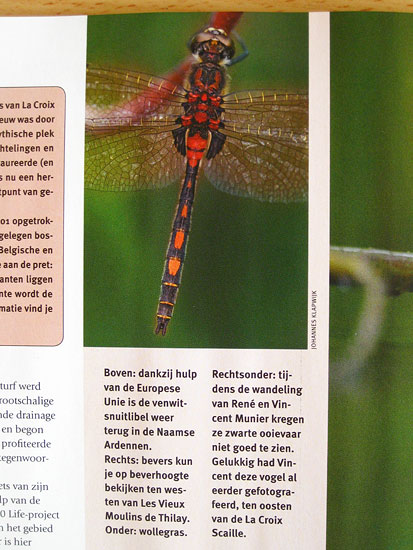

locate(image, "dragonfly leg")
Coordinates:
206 129 226 159
172 126 187 156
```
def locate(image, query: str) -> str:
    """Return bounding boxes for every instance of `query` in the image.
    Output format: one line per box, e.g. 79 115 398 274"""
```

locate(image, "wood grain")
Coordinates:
0 0 412 16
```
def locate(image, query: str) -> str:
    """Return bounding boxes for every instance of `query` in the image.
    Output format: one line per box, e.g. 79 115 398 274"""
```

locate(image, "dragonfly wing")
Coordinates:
85 66 187 191
85 129 185 191
221 90 308 135
86 65 186 122
204 90 308 202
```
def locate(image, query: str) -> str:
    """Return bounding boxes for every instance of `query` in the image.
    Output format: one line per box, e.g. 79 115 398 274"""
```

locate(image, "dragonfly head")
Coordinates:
190 27 235 65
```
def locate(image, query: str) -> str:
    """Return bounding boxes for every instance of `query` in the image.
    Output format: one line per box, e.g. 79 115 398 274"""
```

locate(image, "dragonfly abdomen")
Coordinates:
155 133 207 335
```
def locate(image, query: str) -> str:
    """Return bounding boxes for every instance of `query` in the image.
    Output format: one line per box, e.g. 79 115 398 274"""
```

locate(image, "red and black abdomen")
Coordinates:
155 161 198 335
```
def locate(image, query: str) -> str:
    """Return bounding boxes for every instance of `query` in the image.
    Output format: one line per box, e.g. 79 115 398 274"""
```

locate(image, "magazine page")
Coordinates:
0 16 87 549
0 12 330 550
83 12 329 549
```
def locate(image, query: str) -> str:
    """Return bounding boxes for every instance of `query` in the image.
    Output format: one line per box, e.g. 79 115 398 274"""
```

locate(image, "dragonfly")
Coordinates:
85 22 308 335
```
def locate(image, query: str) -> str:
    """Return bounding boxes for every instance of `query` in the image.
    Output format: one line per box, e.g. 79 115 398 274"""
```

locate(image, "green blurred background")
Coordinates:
329 13 413 550
84 13 308 348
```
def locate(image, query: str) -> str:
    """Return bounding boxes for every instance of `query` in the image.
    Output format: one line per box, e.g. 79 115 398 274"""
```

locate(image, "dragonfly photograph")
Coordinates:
84 12 309 349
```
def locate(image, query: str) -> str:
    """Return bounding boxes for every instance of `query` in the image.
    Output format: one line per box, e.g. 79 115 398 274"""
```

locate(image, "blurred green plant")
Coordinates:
329 13 413 550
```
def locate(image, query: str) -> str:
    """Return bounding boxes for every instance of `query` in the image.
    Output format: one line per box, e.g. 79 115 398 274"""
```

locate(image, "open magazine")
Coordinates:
1 11 329 549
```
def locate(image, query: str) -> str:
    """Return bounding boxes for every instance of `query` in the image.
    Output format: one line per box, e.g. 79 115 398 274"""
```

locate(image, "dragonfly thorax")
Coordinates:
188 63 227 96
172 62 227 160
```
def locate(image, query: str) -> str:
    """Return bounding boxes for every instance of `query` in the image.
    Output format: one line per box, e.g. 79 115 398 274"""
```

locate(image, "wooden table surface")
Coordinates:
0 0 411 15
